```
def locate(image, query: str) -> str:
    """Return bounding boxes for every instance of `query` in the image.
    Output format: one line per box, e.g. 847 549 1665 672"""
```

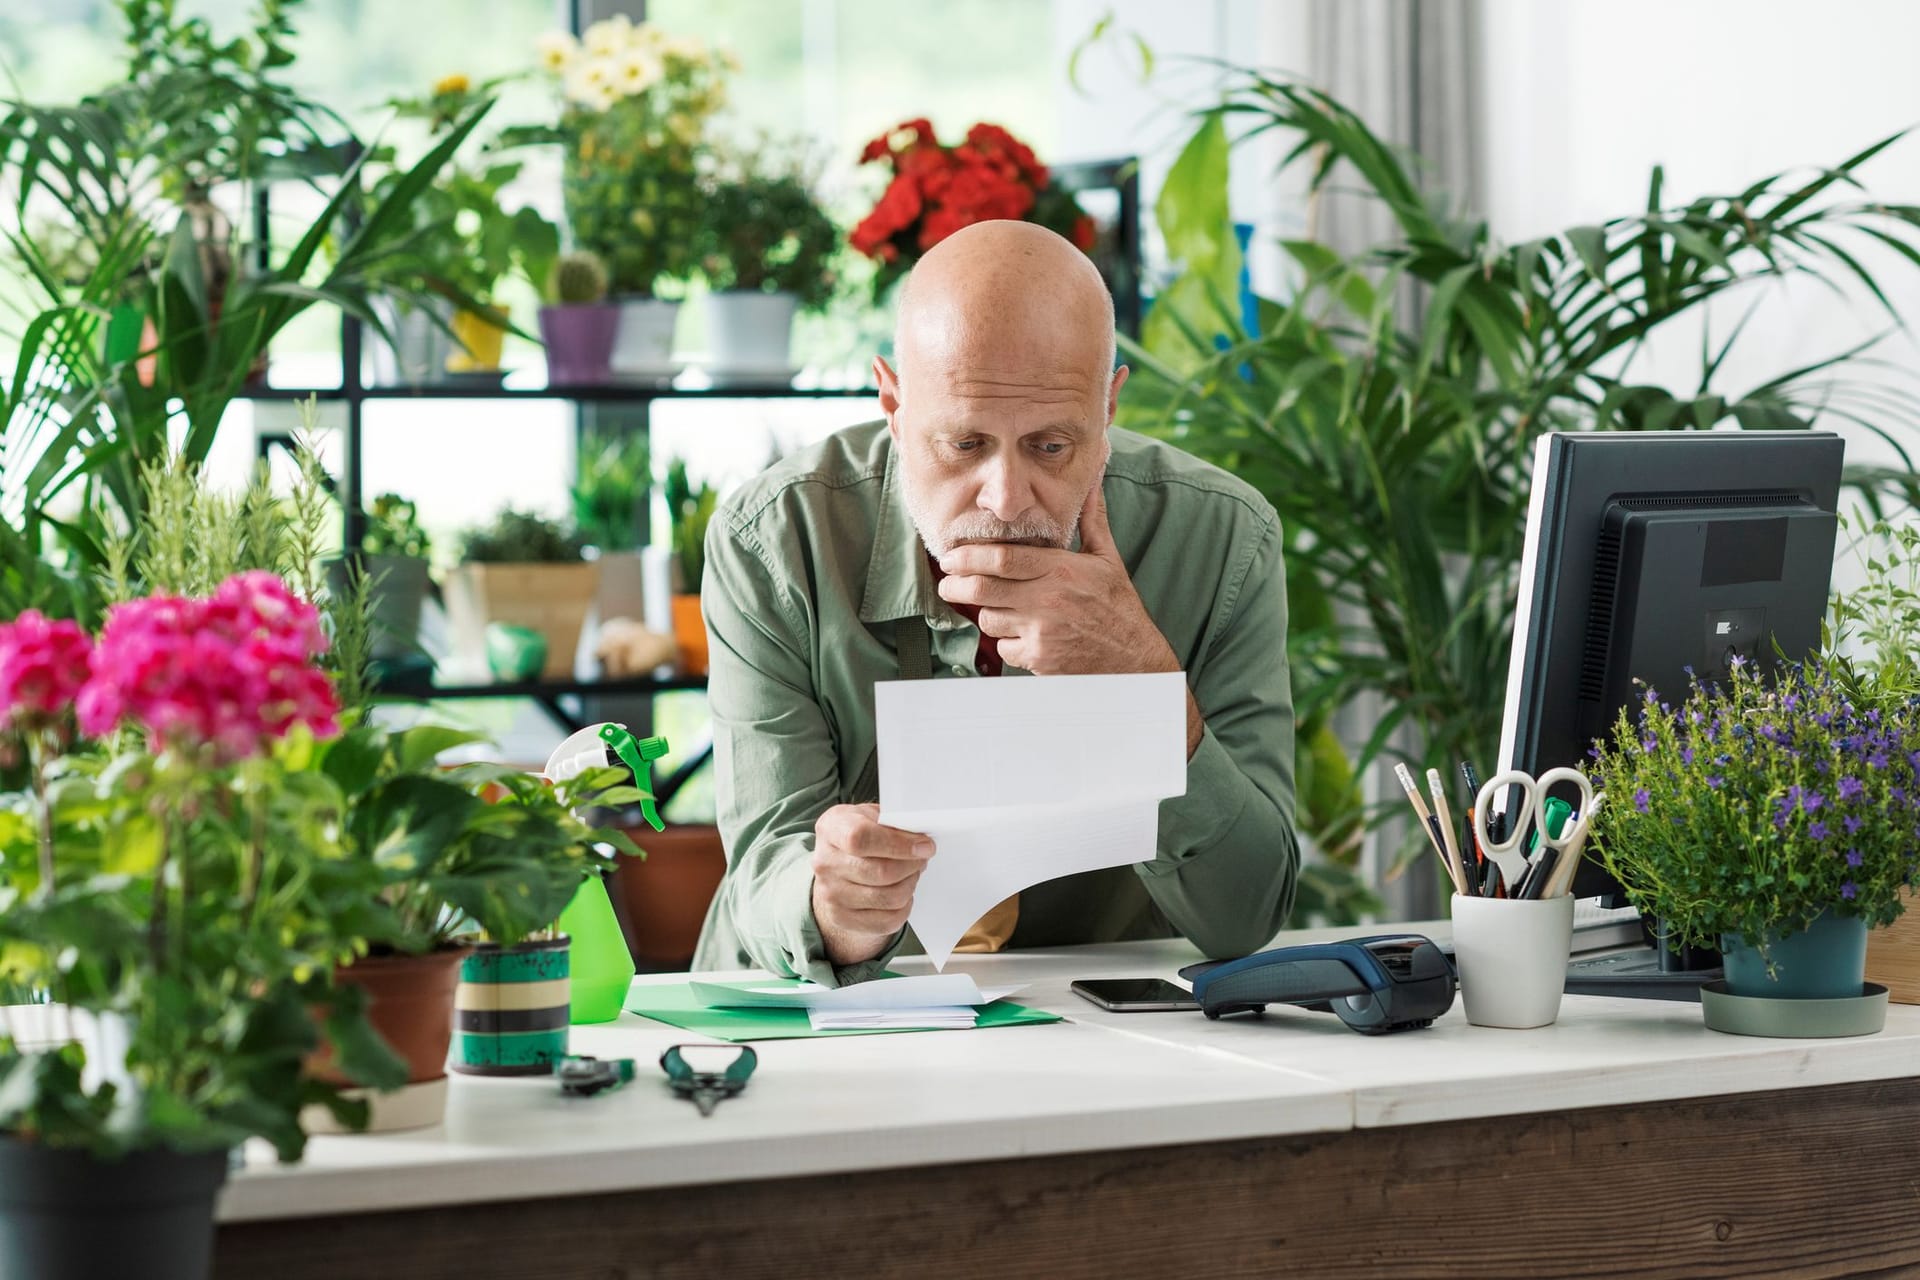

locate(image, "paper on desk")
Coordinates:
808 1007 978 1031
876 671 1188 970
690 974 1023 1010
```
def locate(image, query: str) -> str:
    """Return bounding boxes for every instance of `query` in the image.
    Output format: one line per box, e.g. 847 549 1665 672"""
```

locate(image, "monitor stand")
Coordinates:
1564 919 1721 1002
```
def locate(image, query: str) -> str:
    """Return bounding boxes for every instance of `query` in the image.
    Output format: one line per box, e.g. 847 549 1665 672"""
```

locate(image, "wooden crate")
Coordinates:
1867 889 1920 1004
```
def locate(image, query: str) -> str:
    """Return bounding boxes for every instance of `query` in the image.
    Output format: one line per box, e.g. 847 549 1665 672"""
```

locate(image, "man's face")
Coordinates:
877 358 1125 559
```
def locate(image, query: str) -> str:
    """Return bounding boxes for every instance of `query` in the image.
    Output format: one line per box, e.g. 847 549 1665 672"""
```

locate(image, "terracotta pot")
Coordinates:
305 947 469 1134
317 948 470 1087
611 823 727 970
671 592 708 676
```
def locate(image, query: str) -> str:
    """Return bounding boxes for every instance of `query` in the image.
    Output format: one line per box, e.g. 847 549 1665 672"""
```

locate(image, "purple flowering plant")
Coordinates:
1589 654 1920 957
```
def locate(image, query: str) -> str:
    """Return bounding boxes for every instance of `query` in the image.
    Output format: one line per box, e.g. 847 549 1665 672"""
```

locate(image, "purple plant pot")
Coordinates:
539 303 620 386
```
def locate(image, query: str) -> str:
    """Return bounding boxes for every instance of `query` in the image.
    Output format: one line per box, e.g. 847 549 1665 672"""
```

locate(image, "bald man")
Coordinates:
692 221 1299 985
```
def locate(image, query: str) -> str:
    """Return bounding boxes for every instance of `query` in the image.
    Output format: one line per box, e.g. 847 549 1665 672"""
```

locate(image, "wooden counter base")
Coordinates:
215 1076 1920 1279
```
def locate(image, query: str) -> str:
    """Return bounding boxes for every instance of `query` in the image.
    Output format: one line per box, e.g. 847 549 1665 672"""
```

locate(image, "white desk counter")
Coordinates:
214 923 1920 1279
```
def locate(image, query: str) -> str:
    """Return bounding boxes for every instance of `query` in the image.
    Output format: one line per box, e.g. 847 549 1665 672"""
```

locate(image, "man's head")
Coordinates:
875 220 1128 559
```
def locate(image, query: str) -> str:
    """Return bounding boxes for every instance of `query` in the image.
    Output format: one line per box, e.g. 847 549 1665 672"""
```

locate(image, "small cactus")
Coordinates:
549 251 610 305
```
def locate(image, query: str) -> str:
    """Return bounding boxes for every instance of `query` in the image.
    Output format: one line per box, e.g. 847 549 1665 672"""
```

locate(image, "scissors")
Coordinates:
1473 768 1596 894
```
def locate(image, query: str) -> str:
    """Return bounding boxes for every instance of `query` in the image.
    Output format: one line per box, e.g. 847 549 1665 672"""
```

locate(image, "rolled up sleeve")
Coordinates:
1138 514 1299 959
695 517 898 987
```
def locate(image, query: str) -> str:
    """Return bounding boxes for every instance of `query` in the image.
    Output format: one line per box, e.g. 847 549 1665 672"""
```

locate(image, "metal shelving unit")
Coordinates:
240 156 1141 804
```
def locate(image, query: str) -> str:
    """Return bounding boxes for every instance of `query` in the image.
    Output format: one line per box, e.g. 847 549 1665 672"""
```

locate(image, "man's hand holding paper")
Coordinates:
876 672 1189 969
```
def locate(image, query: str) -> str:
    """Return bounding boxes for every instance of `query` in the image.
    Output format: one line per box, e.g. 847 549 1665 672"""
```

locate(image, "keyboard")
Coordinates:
1564 948 1721 1002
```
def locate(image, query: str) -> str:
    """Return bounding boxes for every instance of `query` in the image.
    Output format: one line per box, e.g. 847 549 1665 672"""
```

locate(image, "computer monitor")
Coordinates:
1497 430 1845 905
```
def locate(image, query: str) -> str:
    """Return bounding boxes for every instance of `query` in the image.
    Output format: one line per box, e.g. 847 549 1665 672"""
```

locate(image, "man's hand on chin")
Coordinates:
935 485 1205 756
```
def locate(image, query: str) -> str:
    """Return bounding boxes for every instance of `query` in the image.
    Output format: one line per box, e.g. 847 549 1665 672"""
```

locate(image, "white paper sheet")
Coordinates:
690 974 1023 1011
808 1007 978 1031
875 672 1188 969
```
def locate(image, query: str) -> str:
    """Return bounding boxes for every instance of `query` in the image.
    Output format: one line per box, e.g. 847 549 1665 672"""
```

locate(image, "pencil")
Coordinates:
1393 762 1455 886
1426 768 1468 897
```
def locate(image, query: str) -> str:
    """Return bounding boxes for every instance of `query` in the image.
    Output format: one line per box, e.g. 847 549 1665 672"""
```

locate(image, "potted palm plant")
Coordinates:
524 18 734 378
0 57 496 631
696 141 840 377
663 458 716 676
572 429 651 626
539 249 619 384
444 508 597 681
1122 71 1920 905
0 576 398 1280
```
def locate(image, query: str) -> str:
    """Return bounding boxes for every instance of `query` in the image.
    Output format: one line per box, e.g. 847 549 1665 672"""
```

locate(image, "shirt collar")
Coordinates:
859 436 950 625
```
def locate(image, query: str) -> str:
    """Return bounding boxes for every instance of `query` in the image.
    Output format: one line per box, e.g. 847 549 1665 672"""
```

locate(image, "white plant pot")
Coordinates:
367 296 454 385
704 290 800 376
608 297 684 378
593 548 648 625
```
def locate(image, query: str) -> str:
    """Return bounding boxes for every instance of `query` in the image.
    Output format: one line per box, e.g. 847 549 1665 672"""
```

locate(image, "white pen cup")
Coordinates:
1450 893 1575 1029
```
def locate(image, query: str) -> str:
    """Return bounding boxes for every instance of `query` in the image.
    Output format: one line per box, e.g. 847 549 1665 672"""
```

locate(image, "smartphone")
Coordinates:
1069 978 1198 1012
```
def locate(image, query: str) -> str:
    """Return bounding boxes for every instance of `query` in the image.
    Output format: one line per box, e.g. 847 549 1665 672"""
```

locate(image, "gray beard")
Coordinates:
901 473 1078 559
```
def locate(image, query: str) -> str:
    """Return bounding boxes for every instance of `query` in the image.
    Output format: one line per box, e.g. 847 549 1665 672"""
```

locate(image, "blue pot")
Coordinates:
1721 910 1868 999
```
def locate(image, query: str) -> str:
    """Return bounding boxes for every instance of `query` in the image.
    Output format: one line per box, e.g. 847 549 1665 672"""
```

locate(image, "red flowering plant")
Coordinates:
849 118 1098 298
0 572 403 1163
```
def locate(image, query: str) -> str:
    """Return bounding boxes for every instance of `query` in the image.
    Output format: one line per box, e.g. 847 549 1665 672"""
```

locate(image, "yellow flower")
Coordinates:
582 14 632 57
433 72 470 96
536 30 578 74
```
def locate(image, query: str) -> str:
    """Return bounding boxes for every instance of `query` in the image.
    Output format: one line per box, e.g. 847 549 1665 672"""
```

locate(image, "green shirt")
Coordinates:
690 420 1299 986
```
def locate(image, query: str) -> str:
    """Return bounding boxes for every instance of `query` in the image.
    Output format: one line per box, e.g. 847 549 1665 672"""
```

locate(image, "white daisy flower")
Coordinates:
582 14 632 57
612 50 662 96
535 30 578 74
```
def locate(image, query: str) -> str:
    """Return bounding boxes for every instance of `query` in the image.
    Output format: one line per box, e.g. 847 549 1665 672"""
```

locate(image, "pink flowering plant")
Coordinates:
0 573 402 1161
1589 655 1920 958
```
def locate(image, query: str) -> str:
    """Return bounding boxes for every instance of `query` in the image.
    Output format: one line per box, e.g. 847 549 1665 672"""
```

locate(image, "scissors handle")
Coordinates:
1531 767 1596 854
1474 771 1537 859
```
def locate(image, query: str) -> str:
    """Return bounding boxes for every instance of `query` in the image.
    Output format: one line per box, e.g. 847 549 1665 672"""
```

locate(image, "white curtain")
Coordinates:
1307 0 1481 923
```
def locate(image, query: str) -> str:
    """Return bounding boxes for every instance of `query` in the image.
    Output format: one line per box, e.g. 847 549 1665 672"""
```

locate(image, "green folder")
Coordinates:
624 978 1062 1042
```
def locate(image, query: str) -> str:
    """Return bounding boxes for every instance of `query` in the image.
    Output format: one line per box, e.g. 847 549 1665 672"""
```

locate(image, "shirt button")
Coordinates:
976 661 992 675
951 664 969 676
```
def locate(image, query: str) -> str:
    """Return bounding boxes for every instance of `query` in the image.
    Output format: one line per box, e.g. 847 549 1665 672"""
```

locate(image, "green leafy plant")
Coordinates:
548 250 610 305
367 76 559 315
1124 74 1920 879
313 721 644 950
696 142 841 310
515 17 733 297
1589 659 1920 959
1826 513 1920 707
663 458 716 593
572 432 650 551
363 493 431 561
458 508 584 564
